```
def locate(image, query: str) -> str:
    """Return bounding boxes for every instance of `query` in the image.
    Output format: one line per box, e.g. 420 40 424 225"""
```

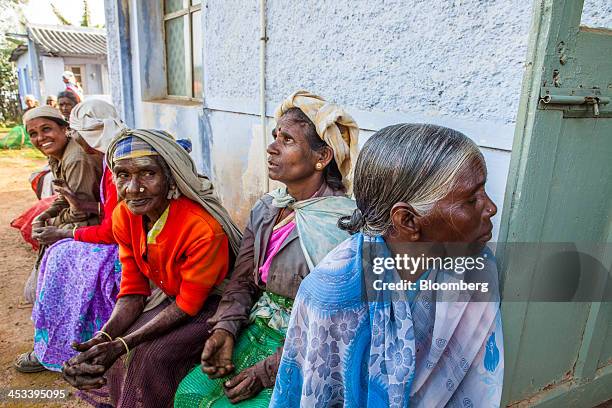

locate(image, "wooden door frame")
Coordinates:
498 0 612 406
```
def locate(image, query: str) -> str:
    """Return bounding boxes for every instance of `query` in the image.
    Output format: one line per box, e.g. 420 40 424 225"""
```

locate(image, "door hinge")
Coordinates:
539 87 611 117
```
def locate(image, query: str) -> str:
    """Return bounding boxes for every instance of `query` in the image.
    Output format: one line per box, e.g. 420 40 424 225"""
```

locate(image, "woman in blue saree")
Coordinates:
272 123 504 407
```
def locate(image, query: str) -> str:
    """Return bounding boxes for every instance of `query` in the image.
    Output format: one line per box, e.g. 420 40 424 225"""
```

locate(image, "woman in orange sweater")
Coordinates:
62 129 241 408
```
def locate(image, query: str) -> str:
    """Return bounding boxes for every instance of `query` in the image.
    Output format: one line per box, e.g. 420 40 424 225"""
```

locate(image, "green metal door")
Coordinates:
498 0 612 406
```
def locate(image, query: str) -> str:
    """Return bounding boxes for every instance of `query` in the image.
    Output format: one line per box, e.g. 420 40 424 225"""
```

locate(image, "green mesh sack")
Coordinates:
0 125 33 149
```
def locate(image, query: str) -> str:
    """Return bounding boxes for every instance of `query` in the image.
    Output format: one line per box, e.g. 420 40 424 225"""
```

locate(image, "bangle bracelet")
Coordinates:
95 330 113 342
72 226 78 238
116 336 129 354
116 336 132 368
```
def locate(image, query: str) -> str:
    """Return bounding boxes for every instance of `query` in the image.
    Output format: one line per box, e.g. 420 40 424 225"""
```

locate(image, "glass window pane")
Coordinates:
164 0 187 14
165 16 188 96
70 66 82 84
192 10 203 97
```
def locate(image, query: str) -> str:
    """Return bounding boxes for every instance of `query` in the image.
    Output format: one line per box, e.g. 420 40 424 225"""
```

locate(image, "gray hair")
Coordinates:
339 123 484 236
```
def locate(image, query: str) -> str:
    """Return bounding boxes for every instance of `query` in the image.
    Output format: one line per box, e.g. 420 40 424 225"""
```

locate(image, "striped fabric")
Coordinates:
112 136 159 161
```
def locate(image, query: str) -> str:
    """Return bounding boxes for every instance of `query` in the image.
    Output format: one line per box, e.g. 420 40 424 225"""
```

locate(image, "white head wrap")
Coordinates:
69 99 126 153
23 105 67 126
62 71 76 83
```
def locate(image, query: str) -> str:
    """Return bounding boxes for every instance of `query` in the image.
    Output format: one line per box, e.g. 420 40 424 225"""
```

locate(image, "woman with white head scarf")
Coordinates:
15 100 126 373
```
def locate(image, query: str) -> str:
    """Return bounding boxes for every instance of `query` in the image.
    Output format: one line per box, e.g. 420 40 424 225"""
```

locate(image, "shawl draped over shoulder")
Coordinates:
271 233 504 408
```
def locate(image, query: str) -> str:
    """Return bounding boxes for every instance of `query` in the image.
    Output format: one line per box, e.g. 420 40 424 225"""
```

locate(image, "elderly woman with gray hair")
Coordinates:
271 124 504 408
16 100 126 373
62 128 240 408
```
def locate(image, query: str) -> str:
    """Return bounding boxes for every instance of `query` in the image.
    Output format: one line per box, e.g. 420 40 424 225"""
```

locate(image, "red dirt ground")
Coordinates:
0 149 86 407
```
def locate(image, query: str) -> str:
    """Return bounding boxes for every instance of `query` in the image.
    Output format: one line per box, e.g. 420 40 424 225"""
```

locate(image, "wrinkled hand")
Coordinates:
71 332 111 353
201 329 235 379
67 339 124 370
62 361 107 390
62 334 115 390
31 226 72 245
223 365 264 404
31 214 49 228
53 180 83 213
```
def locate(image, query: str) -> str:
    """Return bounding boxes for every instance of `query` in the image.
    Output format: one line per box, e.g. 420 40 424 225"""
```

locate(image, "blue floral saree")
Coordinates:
271 233 503 408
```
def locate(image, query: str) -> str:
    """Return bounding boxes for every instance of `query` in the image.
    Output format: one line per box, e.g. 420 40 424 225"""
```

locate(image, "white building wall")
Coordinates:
41 56 65 99
63 56 110 97
118 0 612 232
201 0 532 234
101 63 110 95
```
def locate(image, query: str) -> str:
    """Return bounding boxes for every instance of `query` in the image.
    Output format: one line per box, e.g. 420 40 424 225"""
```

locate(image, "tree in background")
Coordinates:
51 0 92 27
0 48 21 126
50 2 71 25
81 0 90 27
0 0 27 126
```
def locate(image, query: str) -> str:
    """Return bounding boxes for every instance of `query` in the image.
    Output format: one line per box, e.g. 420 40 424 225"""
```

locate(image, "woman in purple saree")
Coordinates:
16 100 125 372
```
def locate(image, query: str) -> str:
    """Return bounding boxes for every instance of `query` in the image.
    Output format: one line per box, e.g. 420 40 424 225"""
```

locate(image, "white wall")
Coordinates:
200 0 530 233
41 56 65 99
101 63 110 95
118 0 611 234
63 56 110 96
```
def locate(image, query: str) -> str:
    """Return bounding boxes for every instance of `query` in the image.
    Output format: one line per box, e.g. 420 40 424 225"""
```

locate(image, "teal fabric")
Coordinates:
269 187 356 270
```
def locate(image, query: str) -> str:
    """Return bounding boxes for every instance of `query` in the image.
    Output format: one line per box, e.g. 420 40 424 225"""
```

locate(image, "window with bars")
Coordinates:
163 0 203 99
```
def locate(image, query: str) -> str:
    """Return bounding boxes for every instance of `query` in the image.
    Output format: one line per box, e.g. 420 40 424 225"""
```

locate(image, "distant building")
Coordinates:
9 24 110 108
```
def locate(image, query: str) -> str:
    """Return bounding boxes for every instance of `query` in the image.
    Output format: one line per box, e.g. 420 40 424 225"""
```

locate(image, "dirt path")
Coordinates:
0 150 86 407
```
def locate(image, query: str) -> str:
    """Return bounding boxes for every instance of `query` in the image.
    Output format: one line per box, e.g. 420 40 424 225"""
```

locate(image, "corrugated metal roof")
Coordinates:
27 24 107 58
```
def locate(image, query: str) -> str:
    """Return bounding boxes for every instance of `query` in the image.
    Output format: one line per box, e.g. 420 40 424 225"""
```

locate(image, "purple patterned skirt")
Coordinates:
32 238 121 371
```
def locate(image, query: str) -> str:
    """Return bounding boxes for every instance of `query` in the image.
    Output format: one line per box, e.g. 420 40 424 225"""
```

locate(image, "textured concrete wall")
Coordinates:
205 0 610 125
201 0 611 232
138 102 208 173
201 0 538 232
581 0 612 28
110 0 612 230
207 0 532 124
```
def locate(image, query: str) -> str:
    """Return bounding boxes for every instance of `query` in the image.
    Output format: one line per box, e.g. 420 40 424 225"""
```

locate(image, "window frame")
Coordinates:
162 0 202 101
65 65 85 90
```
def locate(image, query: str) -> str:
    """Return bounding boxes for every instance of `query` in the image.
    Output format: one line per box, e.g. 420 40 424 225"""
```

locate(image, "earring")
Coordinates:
139 187 145 193
315 163 323 170
167 186 181 200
